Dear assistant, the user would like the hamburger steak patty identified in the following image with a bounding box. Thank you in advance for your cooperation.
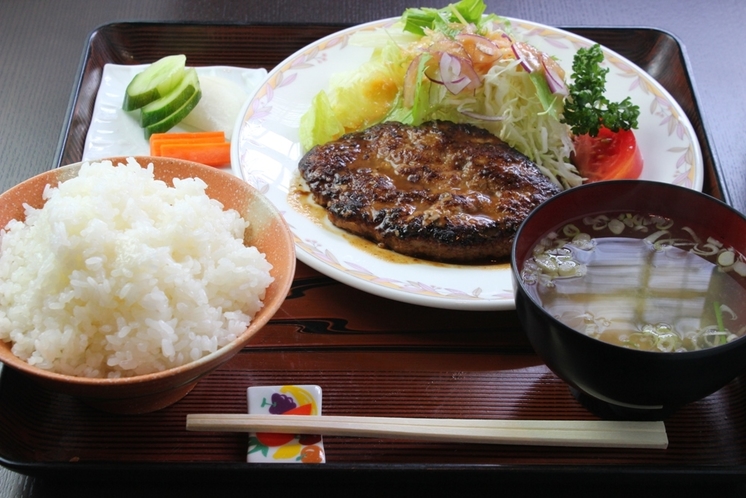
[298,120,561,264]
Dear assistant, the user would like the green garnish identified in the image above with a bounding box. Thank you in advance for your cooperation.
[562,44,640,137]
[715,302,725,332]
[402,0,488,36]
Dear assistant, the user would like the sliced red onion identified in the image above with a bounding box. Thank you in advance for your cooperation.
[427,72,467,88]
[542,59,568,96]
[459,57,481,90]
[511,42,533,73]
[511,42,544,74]
[439,52,474,94]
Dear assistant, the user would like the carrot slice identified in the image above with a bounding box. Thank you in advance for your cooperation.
[149,131,225,155]
[150,137,225,155]
[158,142,231,167]
[149,131,224,141]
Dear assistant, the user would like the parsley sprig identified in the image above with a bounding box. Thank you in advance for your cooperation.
[562,44,640,137]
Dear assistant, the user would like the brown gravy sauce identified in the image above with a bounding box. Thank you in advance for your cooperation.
[288,173,509,270]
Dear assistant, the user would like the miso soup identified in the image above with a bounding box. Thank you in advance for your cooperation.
[521,212,746,352]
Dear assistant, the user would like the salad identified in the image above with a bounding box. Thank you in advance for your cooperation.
[299,0,640,189]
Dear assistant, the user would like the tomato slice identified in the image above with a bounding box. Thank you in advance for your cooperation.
[572,126,643,182]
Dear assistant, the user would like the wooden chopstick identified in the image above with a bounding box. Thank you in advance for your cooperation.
[186,414,668,449]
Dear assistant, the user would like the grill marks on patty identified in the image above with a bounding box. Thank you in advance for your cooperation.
[298,120,561,264]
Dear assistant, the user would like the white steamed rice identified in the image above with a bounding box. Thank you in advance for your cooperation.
[0,158,273,378]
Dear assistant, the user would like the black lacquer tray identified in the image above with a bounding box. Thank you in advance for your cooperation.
[0,22,739,492]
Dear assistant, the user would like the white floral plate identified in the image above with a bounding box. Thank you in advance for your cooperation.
[232,17,704,311]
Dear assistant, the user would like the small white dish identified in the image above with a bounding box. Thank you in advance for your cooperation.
[83,64,267,163]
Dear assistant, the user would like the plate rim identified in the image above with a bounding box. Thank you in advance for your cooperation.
[231,16,705,311]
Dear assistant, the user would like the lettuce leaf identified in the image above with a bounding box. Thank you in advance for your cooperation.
[299,43,407,150]
[402,0,487,36]
[299,91,345,152]
[528,71,561,119]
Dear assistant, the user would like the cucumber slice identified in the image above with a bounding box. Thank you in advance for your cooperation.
[144,88,202,138]
[122,54,187,111]
[140,68,200,127]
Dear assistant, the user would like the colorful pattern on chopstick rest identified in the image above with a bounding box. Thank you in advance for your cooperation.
[246,385,326,463]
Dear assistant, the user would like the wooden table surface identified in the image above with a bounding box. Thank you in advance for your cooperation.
[1,0,745,496]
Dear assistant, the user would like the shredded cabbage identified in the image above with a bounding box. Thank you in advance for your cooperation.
[299,12,582,189]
